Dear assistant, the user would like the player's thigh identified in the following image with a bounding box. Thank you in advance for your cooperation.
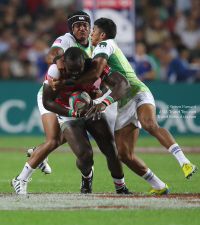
[42,112,63,141]
[114,123,139,156]
[86,115,116,156]
[63,125,93,159]
[137,103,157,126]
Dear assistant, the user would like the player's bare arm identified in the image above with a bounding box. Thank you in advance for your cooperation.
[51,57,107,89]
[90,82,109,99]
[45,47,66,78]
[48,58,108,91]
[85,71,130,119]
[73,57,107,85]
[43,83,70,117]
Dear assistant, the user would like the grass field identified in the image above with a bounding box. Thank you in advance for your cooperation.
[0,136,199,225]
[0,135,200,147]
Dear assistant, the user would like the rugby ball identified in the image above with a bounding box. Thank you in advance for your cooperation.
[69,91,91,111]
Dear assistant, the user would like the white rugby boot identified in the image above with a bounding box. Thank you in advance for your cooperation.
[11,175,32,195]
[26,147,52,174]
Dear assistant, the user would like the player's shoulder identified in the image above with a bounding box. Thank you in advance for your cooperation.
[53,33,76,45]
[97,39,114,48]
[61,33,76,43]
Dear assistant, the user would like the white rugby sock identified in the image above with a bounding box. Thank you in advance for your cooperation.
[168,143,190,166]
[18,162,35,181]
[142,168,165,189]
[112,175,125,190]
[82,169,93,179]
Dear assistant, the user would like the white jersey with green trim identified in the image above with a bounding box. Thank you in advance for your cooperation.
[51,33,94,58]
[92,39,150,108]
[38,33,94,95]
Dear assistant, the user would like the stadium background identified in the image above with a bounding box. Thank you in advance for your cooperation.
[0,0,200,138]
[0,1,200,224]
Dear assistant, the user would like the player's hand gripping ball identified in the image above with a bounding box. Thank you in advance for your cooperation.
[69,91,91,111]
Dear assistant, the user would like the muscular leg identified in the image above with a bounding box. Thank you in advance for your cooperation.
[86,116,123,177]
[115,123,167,191]
[137,104,197,179]
[137,104,175,148]
[115,123,147,176]
[63,125,93,175]
[28,113,66,169]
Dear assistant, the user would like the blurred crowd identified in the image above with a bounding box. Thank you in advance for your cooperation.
[0,0,200,83]
[0,0,75,81]
[135,0,200,83]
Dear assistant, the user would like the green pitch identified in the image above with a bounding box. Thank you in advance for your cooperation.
[0,150,200,225]
[0,135,199,225]
[0,135,200,147]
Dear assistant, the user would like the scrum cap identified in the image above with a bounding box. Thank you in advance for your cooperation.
[68,11,91,35]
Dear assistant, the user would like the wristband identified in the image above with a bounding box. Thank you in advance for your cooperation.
[68,110,76,117]
[68,110,81,118]
[53,56,62,64]
[65,78,75,86]
[100,86,108,95]
[102,96,115,107]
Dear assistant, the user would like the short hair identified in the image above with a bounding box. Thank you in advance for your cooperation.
[64,47,85,62]
[94,18,117,39]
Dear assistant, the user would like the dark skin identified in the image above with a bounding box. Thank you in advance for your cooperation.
[82,71,131,120]
[28,58,102,169]
[28,22,91,170]
[48,58,106,91]
[45,22,90,78]
[43,80,124,177]
[48,25,107,90]
[83,25,175,178]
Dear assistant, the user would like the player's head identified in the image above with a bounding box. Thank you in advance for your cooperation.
[64,47,85,80]
[68,11,91,43]
[91,18,117,46]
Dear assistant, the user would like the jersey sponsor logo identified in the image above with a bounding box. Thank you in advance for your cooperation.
[79,17,85,20]
[98,42,107,48]
[54,39,62,43]
[48,74,54,80]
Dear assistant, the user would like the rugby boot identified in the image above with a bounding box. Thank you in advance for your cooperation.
[11,175,32,195]
[80,167,94,194]
[147,184,169,195]
[26,147,52,174]
[182,163,198,179]
[116,186,133,194]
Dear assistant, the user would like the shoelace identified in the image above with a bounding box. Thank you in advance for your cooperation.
[22,178,32,183]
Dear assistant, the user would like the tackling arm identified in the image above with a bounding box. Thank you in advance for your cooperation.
[85,71,130,119]
[45,47,64,64]
[74,57,107,85]
[45,47,66,78]
[104,71,130,102]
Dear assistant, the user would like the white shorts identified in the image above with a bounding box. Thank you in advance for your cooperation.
[114,91,155,131]
[37,92,79,119]
[37,93,52,116]
[37,92,106,131]
[58,112,107,132]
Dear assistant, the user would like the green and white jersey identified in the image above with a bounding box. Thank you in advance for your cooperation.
[51,33,94,58]
[38,33,94,94]
[92,39,150,108]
